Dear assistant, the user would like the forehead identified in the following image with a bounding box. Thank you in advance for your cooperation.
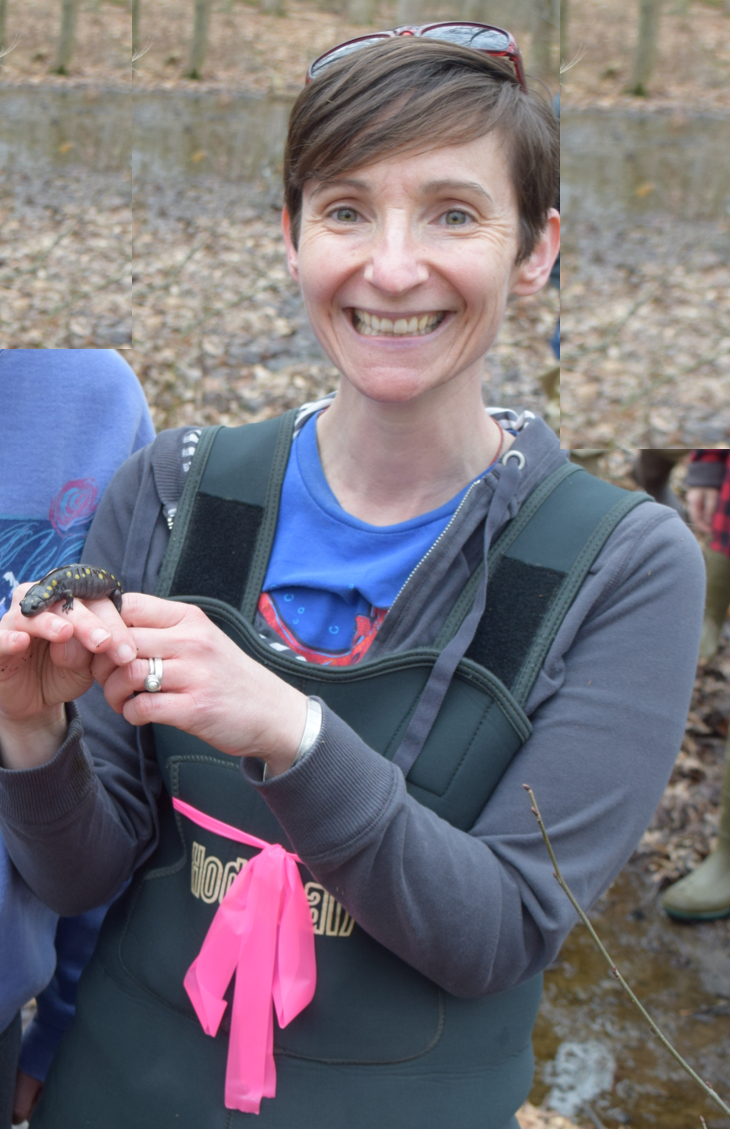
[304,132,517,207]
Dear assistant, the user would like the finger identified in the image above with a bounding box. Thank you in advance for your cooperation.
[125,626,199,662]
[121,688,198,729]
[0,629,31,658]
[5,601,75,643]
[102,656,183,715]
[89,648,118,688]
[48,634,90,670]
[57,596,137,666]
[120,591,194,630]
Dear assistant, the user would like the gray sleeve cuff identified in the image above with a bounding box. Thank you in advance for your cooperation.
[0,704,95,826]
[684,462,726,489]
[241,699,401,862]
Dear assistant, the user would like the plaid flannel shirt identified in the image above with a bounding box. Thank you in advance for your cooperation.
[688,450,730,556]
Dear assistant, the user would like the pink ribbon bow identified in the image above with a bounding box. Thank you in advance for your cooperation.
[172,796,317,1115]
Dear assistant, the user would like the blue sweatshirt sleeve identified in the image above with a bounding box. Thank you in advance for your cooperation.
[17,906,108,1082]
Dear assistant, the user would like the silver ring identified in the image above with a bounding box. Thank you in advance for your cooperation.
[501,450,526,469]
[143,657,163,693]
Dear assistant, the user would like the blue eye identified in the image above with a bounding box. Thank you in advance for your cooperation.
[444,210,469,226]
[332,207,359,223]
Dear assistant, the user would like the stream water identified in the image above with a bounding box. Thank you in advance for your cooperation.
[530,862,730,1127]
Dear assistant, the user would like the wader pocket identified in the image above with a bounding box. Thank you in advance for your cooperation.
[189,598,532,833]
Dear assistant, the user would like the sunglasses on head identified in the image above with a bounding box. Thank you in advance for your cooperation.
[307,22,527,92]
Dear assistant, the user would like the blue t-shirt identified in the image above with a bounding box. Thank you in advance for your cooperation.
[259,413,497,664]
[0,349,155,1076]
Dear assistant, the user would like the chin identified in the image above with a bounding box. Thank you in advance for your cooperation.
[347,373,437,405]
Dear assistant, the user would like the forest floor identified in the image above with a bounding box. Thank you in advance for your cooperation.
[561,0,730,448]
[560,215,730,449]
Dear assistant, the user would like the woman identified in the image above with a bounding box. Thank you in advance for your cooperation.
[0,30,703,1129]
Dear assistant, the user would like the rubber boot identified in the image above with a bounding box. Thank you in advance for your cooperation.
[662,745,730,921]
[699,547,730,660]
[631,450,686,519]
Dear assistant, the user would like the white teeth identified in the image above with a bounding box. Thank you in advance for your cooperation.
[353,310,446,337]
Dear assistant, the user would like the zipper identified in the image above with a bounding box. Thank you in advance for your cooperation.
[380,419,526,630]
[381,475,490,629]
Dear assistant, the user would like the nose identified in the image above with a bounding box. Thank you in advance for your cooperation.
[363,218,429,294]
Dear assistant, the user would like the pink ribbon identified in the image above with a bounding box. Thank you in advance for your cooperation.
[172,796,317,1115]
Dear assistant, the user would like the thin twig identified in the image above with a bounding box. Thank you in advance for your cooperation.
[0,35,20,61]
[523,784,730,1119]
[560,45,586,73]
[132,36,153,64]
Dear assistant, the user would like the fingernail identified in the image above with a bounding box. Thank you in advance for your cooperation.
[117,643,135,663]
[50,618,67,637]
[91,628,111,648]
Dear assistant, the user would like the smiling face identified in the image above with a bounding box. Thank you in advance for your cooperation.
[283,132,559,413]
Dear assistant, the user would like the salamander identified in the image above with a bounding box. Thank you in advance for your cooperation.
[20,565,123,617]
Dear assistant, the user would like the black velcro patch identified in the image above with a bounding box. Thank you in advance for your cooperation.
[170,492,264,608]
[465,557,565,689]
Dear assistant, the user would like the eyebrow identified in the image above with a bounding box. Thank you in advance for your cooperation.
[309,179,368,199]
[309,178,494,204]
[422,180,494,204]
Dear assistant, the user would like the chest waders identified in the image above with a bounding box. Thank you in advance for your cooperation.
[36,414,648,1129]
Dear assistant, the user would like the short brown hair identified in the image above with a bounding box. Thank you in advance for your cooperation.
[284,38,558,264]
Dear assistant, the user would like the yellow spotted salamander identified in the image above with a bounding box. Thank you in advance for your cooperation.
[20,566,123,617]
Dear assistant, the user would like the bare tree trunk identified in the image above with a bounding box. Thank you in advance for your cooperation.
[186,0,211,78]
[0,0,7,55]
[560,0,568,63]
[531,0,557,83]
[628,0,662,96]
[53,0,80,75]
[345,0,375,23]
[132,0,140,58]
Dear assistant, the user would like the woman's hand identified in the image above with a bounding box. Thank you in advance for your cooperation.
[95,593,308,776]
[0,583,137,769]
[686,487,719,535]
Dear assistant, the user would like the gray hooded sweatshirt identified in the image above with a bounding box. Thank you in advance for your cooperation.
[0,411,704,1002]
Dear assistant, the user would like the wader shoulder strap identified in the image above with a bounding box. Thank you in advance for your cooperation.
[156,417,650,715]
[458,466,649,706]
[155,410,297,616]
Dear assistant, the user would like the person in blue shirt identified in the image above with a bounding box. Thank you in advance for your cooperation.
[0,349,154,1127]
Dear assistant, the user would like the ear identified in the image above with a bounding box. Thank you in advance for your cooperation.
[510,209,560,297]
[281,207,300,284]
